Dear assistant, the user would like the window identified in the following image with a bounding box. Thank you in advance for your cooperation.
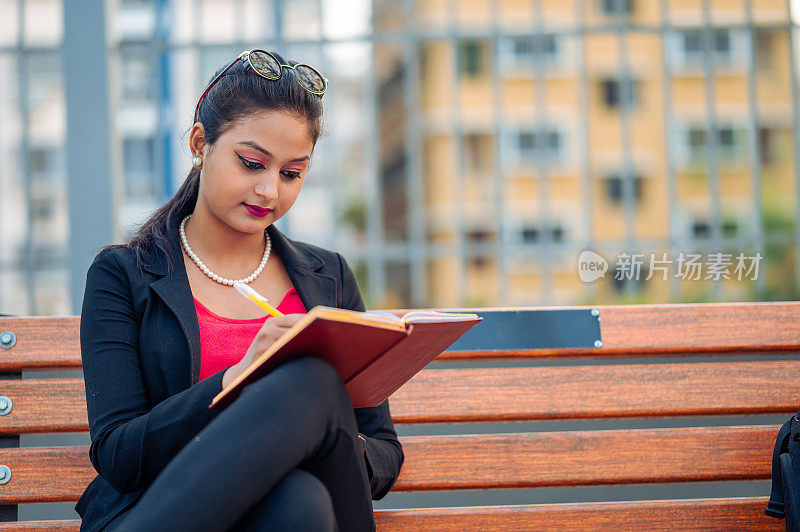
[467,230,493,268]
[604,174,644,204]
[124,137,155,174]
[459,39,487,77]
[516,129,562,162]
[519,133,536,152]
[123,137,157,196]
[505,35,561,68]
[520,224,565,243]
[692,220,710,239]
[26,52,61,110]
[685,125,743,162]
[599,0,633,16]
[688,128,706,151]
[522,226,540,243]
[684,30,702,56]
[31,198,55,220]
[680,28,735,67]
[720,127,738,155]
[718,127,734,148]
[28,147,61,181]
[600,77,638,109]
[755,29,773,71]
[464,134,492,172]
[722,219,738,238]
[120,46,157,101]
[714,29,731,55]
[759,127,775,166]
[467,230,493,242]
[514,38,534,57]
[691,218,738,239]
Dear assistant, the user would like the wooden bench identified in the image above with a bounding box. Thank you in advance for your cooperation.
[0,301,796,530]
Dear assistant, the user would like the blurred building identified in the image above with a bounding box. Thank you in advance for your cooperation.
[0,0,372,315]
[374,0,799,308]
[1,0,799,316]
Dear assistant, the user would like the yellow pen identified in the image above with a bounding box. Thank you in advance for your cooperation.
[232,281,284,318]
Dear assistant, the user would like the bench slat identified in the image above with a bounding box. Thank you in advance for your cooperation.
[3,302,800,370]
[0,425,776,502]
[0,318,80,371]
[391,360,800,422]
[595,302,800,354]
[0,521,80,531]
[0,497,782,531]
[0,380,87,433]
[3,360,796,432]
[0,447,95,503]
[373,497,782,531]
[394,425,776,490]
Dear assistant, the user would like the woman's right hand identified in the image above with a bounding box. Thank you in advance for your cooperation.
[222,313,306,388]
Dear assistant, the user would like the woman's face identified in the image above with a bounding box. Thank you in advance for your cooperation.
[192,109,314,233]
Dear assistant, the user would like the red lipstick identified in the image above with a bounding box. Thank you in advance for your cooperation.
[244,203,272,217]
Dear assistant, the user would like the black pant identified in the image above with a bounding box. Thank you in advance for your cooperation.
[108,357,376,532]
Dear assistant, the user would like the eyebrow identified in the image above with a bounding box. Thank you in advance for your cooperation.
[237,140,310,163]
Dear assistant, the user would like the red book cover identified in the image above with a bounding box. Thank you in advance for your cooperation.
[344,319,482,407]
[209,306,482,410]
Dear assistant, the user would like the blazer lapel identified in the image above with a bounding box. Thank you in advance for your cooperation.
[141,215,340,387]
[144,215,201,387]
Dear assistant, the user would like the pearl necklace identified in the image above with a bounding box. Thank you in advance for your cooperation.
[179,214,270,286]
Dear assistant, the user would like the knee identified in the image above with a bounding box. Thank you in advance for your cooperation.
[261,469,336,531]
[240,356,353,419]
[277,357,351,407]
[283,356,340,387]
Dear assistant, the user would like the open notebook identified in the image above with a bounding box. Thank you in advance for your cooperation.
[209,305,482,410]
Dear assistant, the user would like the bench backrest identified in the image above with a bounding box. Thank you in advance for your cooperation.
[0,301,796,530]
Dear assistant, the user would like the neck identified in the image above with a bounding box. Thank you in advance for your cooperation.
[182,206,267,276]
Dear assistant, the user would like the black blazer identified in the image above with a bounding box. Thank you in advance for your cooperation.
[75,215,404,532]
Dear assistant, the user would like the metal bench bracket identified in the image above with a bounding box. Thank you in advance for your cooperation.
[446,308,603,351]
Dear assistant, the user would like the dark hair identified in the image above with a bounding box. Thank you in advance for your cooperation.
[105,50,324,273]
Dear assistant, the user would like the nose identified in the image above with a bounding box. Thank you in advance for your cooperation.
[254,172,279,202]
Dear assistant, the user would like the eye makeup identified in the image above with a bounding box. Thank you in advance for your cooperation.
[282,170,302,180]
[235,152,266,170]
[236,151,305,180]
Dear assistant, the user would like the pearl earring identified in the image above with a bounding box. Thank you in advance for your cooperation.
[192,156,202,168]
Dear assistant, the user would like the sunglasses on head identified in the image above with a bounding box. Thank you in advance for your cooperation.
[193,50,328,124]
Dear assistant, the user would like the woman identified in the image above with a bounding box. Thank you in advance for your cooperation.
[76,50,403,532]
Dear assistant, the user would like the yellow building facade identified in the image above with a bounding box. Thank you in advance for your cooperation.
[377,0,796,307]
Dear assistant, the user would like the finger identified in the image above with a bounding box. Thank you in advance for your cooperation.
[270,314,304,326]
[266,320,298,331]
[269,317,305,330]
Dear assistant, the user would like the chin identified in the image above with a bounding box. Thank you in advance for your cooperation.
[241,212,274,230]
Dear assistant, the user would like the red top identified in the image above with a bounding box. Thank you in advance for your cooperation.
[194,287,307,382]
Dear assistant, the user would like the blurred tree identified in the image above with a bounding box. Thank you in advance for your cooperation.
[350,259,371,308]
[340,198,367,239]
[750,201,799,301]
